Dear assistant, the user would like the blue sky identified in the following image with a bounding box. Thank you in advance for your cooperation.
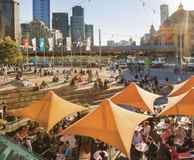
[20,0,194,45]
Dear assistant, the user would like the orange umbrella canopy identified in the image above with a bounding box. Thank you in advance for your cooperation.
[111,83,160,113]
[169,76,194,96]
[12,91,86,132]
[61,99,149,155]
[160,88,194,116]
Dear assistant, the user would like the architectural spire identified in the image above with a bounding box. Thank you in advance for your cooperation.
[178,2,184,10]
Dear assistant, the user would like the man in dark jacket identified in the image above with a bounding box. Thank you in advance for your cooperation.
[157,141,171,160]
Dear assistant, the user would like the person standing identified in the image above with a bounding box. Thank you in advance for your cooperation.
[25,138,33,152]
[3,66,8,81]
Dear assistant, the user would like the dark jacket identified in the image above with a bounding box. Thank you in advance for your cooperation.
[157,143,171,160]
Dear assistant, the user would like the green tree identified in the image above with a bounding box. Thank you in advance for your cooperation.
[0,37,23,64]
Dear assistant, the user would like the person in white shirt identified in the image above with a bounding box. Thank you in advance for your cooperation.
[93,150,108,160]
[93,150,102,160]
[143,121,151,138]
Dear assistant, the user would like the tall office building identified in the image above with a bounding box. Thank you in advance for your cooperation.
[33,0,50,27]
[0,0,20,42]
[72,5,84,17]
[160,4,169,24]
[52,13,69,41]
[85,24,94,47]
[71,6,85,44]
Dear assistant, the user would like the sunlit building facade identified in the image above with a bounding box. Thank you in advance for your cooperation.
[0,0,20,42]
[159,3,194,56]
[142,3,194,57]
[71,6,85,45]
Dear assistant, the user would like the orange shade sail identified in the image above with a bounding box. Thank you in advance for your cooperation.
[160,89,194,116]
[169,76,194,96]
[12,91,86,132]
[60,99,149,155]
[111,83,160,113]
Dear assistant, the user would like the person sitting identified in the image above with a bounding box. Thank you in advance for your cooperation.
[166,135,178,160]
[16,71,23,80]
[70,78,76,86]
[24,137,33,152]
[131,130,143,160]
[64,141,72,160]
[52,76,59,82]
[142,121,151,139]
[33,83,40,91]
[161,128,171,144]
[157,138,171,160]
[98,79,104,90]
[93,150,102,160]
[174,126,186,146]
[103,80,109,89]
[146,137,158,160]
[94,81,98,89]
[99,150,108,160]
[40,81,49,89]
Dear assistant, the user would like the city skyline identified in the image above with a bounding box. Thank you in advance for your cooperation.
[20,0,194,45]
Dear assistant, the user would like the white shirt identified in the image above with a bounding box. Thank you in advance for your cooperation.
[143,125,151,136]
[93,151,102,160]
[93,151,108,160]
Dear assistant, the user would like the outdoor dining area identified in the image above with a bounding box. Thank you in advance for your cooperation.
[2,76,194,160]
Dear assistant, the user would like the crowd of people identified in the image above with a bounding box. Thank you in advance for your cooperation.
[1,60,194,160]
[5,111,111,160]
[4,108,193,160]
[131,117,193,160]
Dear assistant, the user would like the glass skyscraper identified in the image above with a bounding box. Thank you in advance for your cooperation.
[52,12,69,39]
[72,6,84,17]
[33,0,50,27]
[71,6,85,45]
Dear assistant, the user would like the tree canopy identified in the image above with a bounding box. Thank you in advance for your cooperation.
[0,37,23,64]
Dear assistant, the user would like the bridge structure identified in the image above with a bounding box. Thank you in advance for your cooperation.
[92,45,177,55]
[25,45,177,57]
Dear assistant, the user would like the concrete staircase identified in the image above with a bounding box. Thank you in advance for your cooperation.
[0,85,123,109]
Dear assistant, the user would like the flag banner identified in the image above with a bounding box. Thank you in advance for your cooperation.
[48,38,54,51]
[32,38,36,51]
[66,37,72,51]
[23,38,29,49]
[39,38,45,52]
[86,37,91,51]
